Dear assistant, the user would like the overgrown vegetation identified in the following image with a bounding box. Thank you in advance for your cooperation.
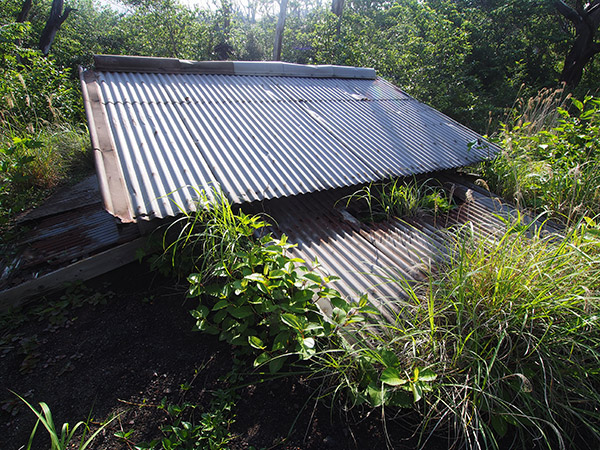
[157,180,600,449]
[483,94,600,225]
[355,219,600,449]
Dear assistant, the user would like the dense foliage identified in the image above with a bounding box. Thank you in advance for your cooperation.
[156,182,600,449]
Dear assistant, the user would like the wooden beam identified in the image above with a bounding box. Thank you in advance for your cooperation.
[80,68,134,223]
[0,237,146,313]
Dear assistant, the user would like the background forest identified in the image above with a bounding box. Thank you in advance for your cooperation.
[3,0,600,130]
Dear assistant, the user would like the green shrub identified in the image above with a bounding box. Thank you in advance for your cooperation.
[166,190,432,411]
[482,96,600,224]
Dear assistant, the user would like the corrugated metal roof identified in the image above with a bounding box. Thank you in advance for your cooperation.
[81,56,498,223]
[0,175,140,291]
[248,175,558,317]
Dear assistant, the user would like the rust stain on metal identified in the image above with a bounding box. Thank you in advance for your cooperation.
[248,175,558,308]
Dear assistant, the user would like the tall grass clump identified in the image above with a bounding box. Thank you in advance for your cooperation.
[0,22,89,226]
[156,187,270,279]
[429,220,600,449]
[505,85,569,135]
[308,219,600,449]
[482,94,600,225]
[341,177,453,223]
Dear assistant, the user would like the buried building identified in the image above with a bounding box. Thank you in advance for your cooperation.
[2,56,555,311]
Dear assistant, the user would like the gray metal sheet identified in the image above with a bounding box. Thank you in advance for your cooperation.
[306,99,488,177]
[87,65,497,222]
[252,176,557,311]
[267,77,409,102]
[178,100,376,203]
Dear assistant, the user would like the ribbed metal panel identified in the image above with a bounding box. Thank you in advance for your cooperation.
[251,176,557,312]
[0,175,140,290]
[85,65,497,222]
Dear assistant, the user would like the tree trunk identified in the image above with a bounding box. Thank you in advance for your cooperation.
[555,0,600,86]
[273,0,289,61]
[222,0,231,36]
[16,0,33,23]
[213,0,233,60]
[331,0,344,17]
[39,0,76,56]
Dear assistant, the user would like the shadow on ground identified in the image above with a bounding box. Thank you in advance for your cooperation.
[0,262,440,450]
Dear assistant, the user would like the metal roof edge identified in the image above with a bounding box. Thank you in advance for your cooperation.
[93,55,376,79]
[79,66,135,223]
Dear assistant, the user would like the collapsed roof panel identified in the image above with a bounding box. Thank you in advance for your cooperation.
[81,56,497,222]
[252,174,560,320]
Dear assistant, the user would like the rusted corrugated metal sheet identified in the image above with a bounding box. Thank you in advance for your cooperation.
[248,175,556,311]
[0,175,139,291]
[81,56,497,223]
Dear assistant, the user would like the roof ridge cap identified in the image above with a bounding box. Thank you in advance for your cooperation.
[93,55,376,79]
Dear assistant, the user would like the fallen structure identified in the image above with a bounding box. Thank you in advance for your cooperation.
[1,56,522,311]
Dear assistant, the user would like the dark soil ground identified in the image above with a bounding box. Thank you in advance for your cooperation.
[0,262,446,450]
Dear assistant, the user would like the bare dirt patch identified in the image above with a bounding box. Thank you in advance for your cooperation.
[0,263,439,450]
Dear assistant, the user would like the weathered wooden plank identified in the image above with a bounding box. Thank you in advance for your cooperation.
[80,68,134,223]
[0,237,146,313]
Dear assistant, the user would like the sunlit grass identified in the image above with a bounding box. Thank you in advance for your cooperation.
[308,218,600,449]
[0,124,92,227]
